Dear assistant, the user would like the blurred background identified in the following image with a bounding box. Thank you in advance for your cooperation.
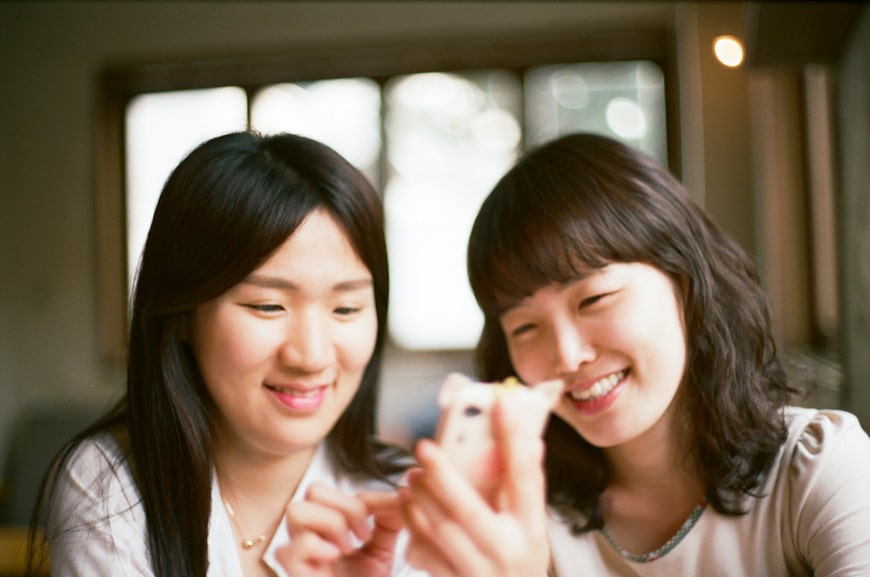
[0,0,867,541]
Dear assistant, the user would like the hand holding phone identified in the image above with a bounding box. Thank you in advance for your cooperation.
[434,373,562,502]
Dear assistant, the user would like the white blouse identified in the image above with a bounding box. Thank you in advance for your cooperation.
[47,435,426,577]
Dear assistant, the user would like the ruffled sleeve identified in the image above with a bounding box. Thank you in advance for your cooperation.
[785,408,870,577]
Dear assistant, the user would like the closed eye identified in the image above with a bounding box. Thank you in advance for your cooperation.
[334,306,361,317]
[246,304,284,313]
[509,323,536,338]
[580,293,609,308]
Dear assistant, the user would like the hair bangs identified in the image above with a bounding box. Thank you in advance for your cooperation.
[469,167,664,317]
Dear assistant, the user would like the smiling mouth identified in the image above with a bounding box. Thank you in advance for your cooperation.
[265,384,328,411]
[567,370,626,402]
[265,385,323,398]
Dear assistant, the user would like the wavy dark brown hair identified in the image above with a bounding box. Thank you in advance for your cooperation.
[467,133,800,531]
[29,131,404,575]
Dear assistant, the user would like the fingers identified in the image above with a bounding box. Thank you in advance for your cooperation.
[400,492,466,577]
[400,442,506,564]
[357,489,402,530]
[287,482,372,550]
[399,473,465,577]
[399,393,552,577]
[279,483,405,576]
[410,440,494,526]
[492,392,548,528]
[276,530,341,576]
[401,453,549,577]
[356,491,404,559]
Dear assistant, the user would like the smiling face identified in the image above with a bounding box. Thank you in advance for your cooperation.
[189,209,377,459]
[499,262,687,449]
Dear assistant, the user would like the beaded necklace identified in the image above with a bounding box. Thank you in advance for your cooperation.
[600,499,707,563]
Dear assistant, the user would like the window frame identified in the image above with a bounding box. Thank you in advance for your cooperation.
[95,28,679,363]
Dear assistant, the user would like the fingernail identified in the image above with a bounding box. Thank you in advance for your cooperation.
[355,522,373,542]
[403,468,422,486]
[415,439,436,463]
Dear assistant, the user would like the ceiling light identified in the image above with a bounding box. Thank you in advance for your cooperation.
[713,35,745,68]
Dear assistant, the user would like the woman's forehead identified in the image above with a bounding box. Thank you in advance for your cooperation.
[492,260,607,312]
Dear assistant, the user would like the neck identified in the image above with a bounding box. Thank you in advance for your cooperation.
[215,447,316,501]
[603,404,701,498]
[213,440,319,554]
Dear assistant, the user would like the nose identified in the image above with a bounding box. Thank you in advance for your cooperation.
[278,309,334,373]
[551,316,596,375]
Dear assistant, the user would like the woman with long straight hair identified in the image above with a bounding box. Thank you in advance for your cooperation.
[29,131,425,577]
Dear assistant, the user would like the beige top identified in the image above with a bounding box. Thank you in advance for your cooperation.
[548,407,870,576]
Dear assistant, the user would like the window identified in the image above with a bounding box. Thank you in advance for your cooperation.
[125,88,248,284]
[99,31,675,360]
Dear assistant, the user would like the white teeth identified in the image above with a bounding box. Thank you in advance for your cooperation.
[568,370,625,402]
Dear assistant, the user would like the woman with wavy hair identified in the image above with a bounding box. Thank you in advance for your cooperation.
[401,133,870,576]
[30,132,425,577]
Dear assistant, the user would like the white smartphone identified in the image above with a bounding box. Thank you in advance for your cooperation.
[434,373,562,501]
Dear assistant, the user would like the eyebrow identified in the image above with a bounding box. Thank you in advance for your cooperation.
[241,273,373,292]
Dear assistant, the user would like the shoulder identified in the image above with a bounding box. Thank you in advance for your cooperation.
[776,407,870,508]
[782,406,870,465]
[46,431,153,575]
[64,431,131,484]
[773,409,870,572]
[67,430,127,465]
[777,406,870,521]
[50,430,141,521]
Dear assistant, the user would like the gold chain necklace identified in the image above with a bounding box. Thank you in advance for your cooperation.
[222,497,267,550]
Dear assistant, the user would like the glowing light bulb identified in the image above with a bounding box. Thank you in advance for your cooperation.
[713,35,744,68]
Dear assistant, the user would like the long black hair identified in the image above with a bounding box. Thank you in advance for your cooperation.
[29,132,401,575]
[467,133,800,531]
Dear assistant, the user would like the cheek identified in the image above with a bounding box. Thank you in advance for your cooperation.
[336,314,379,374]
[192,315,271,382]
[507,341,548,383]
[626,291,687,380]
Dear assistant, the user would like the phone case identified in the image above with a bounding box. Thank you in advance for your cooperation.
[434,373,562,501]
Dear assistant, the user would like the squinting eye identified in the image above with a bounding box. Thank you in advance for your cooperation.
[248,304,283,313]
[580,294,606,308]
[334,306,360,316]
[509,323,535,338]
